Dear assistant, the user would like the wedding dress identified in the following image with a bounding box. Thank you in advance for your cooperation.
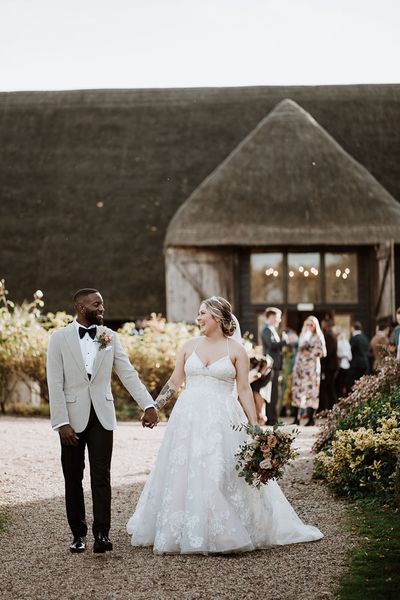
[127,343,323,554]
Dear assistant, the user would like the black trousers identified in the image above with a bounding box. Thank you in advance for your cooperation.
[60,404,113,538]
[266,370,279,425]
[347,367,368,392]
[319,369,337,411]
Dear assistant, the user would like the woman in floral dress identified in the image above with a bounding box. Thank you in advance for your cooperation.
[291,316,326,426]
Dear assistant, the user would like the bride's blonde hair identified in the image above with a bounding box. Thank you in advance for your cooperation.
[201,296,236,337]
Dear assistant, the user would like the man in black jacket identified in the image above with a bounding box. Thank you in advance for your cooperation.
[260,307,288,425]
[348,321,370,390]
[319,319,338,411]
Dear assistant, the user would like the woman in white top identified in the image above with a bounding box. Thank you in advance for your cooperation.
[335,330,352,399]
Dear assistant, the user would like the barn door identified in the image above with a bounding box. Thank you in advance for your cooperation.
[375,241,395,320]
[165,248,236,322]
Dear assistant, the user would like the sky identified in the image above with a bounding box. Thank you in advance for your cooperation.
[1,0,399,91]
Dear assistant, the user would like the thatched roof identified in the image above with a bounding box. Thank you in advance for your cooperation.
[1,85,400,317]
[166,99,400,247]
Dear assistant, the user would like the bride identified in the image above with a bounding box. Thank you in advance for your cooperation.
[126,296,323,554]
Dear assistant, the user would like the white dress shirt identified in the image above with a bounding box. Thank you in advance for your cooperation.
[268,325,280,342]
[74,319,98,376]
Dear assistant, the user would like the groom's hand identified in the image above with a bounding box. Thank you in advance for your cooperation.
[142,407,158,428]
[58,424,79,446]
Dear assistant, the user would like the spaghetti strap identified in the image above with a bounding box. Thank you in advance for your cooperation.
[193,336,202,351]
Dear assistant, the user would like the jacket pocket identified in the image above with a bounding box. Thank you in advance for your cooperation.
[65,394,77,403]
[105,393,114,401]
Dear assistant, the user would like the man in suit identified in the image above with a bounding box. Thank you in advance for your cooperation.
[348,320,370,390]
[47,288,158,554]
[260,307,288,426]
[318,319,338,411]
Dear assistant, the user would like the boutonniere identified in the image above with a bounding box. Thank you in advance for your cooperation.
[96,332,113,350]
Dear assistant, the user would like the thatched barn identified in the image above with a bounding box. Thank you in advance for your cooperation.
[1,84,400,334]
[166,98,400,334]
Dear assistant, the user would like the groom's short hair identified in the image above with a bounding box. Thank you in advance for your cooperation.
[73,288,100,304]
[265,307,282,318]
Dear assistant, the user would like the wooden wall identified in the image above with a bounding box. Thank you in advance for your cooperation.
[165,247,236,323]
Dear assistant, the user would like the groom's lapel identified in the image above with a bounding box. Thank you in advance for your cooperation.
[63,323,89,381]
[91,326,107,381]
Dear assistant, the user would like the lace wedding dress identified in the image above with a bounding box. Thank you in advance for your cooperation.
[126,348,323,554]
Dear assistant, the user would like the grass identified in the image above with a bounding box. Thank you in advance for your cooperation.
[0,512,10,534]
[337,499,400,600]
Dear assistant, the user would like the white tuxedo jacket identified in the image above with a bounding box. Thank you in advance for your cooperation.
[47,322,154,432]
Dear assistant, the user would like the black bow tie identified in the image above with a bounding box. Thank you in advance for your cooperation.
[79,326,97,340]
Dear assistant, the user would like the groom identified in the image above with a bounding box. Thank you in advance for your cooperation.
[46,288,158,554]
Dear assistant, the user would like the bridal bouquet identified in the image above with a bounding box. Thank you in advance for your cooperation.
[233,423,299,488]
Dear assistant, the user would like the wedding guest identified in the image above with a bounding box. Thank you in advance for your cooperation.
[370,319,390,371]
[281,329,298,417]
[348,321,370,390]
[335,329,352,399]
[260,307,288,426]
[249,354,273,425]
[318,319,338,411]
[292,316,326,426]
[132,318,148,336]
[388,307,400,357]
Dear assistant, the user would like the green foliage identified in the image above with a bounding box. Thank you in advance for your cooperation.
[0,511,10,535]
[314,356,400,502]
[314,355,400,453]
[337,500,400,600]
[315,416,399,500]
[337,387,400,433]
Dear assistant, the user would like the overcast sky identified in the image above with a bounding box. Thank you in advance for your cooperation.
[1,0,399,91]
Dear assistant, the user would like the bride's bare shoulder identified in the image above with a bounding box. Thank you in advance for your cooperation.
[181,337,200,353]
[228,338,247,357]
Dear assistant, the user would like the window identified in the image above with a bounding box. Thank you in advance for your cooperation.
[250,250,358,306]
[288,253,321,303]
[250,253,284,303]
[325,253,358,303]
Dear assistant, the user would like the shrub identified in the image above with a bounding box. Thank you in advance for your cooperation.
[314,355,400,502]
[315,416,400,500]
[7,402,50,417]
[314,355,400,453]
[114,315,198,414]
[0,284,198,418]
[0,282,49,410]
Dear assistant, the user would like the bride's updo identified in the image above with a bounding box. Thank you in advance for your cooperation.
[202,296,236,337]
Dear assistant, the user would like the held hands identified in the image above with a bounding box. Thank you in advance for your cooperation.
[58,424,79,446]
[142,407,159,429]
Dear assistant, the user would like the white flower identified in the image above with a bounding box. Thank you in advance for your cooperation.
[260,458,272,469]
[34,290,44,299]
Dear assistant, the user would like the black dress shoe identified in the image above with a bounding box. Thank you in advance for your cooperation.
[93,532,113,553]
[69,536,86,554]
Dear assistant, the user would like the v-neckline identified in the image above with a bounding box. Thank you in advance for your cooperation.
[192,350,229,369]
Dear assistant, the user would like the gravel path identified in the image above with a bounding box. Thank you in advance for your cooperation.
[0,417,357,600]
